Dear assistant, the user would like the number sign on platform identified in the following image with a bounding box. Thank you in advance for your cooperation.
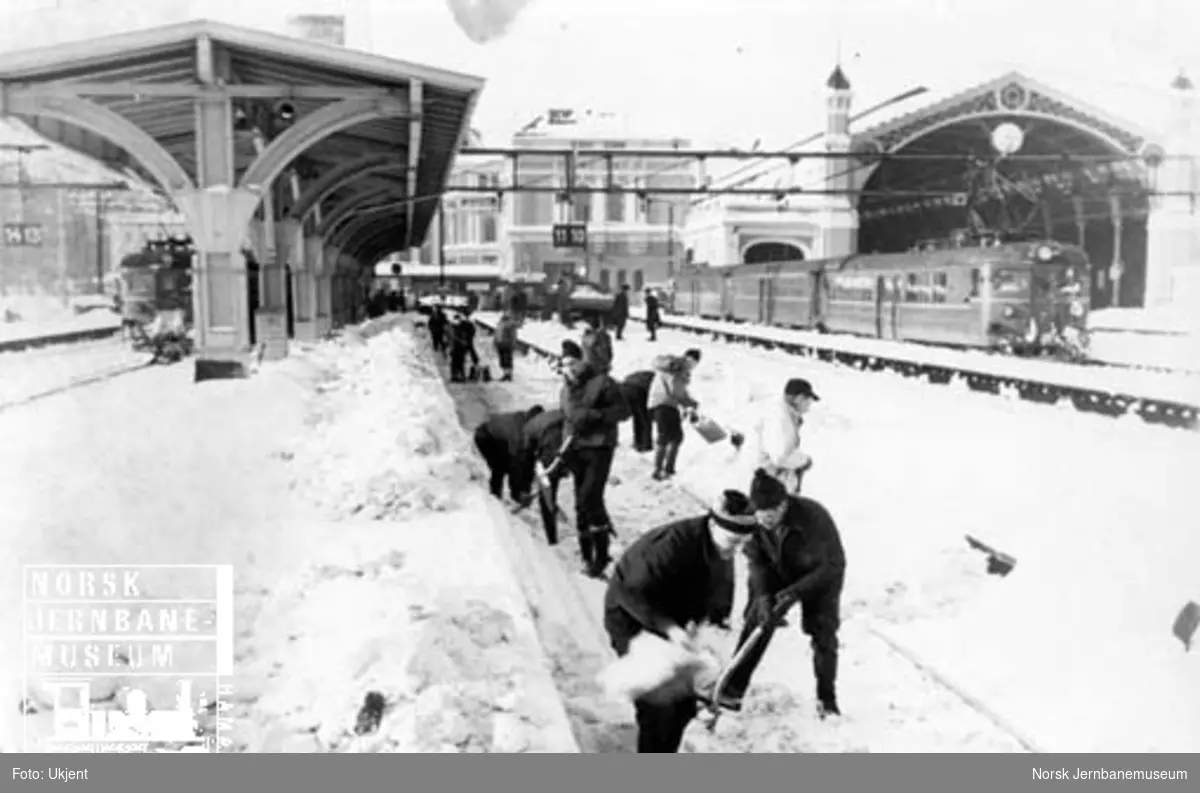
[552,223,587,249]
[3,223,45,247]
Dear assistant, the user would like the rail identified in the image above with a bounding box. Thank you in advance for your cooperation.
[621,309,1199,430]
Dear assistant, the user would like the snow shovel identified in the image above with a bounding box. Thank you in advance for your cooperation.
[699,620,773,732]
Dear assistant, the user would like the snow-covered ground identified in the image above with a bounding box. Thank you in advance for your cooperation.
[476,313,1200,753]
[1,316,578,753]
[0,306,121,344]
[0,338,149,409]
[452,316,1029,752]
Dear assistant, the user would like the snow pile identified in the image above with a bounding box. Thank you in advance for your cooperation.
[598,631,719,706]
[290,317,486,520]
[229,317,577,753]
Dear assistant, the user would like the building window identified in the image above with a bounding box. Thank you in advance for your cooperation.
[482,255,499,268]
[517,192,553,226]
[633,270,644,291]
[606,190,624,223]
[599,269,610,289]
[616,269,627,288]
[481,213,497,243]
[570,192,592,223]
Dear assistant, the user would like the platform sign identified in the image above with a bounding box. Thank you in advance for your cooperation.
[4,223,44,247]
[552,223,587,249]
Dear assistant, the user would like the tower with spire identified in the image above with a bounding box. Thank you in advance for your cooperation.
[819,64,858,258]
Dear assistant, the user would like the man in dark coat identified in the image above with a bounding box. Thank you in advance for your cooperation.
[610,284,630,340]
[514,408,569,546]
[474,405,545,501]
[620,369,656,453]
[644,288,662,342]
[449,313,480,382]
[428,306,448,355]
[603,490,759,753]
[718,469,847,718]
[560,338,631,577]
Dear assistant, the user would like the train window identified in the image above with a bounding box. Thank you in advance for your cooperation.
[904,273,920,303]
[931,272,948,304]
[830,274,874,301]
[969,268,982,298]
[634,270,645,291]
[991,269,1030,295]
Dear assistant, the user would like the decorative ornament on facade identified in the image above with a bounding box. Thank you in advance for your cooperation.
[997,83,1029,112]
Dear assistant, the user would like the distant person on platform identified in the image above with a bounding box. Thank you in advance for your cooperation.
[581,315,614,375]
[620,368,656,454]
[647,348,701,481]
[610,284,631,341]
[493,311,519,382]
[735,378,818,496]
[560,338,630,577]
[603,489,759,752]
[428,306,448,356]
[715,469,846,719]
[474,405,545,501]
[644,287,662,342]
[557,278,573,328]
[449,313,479,382]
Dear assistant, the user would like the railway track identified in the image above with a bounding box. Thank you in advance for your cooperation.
[614,310,1199,430]
[0,322,122,354]
[467,316,1041,753]
[0,335,151,414]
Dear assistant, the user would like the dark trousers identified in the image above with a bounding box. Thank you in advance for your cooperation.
[612,317,627,340]
[646,318,659,341]
[565,445,615,566]
[430,326,445,354]
[603,605,697,753]
[721,574,842,708]
[473,428,512,500]
[621,382,652,452]
[496,344,514,374]
[651,405,684,476]
[450,345,467,380]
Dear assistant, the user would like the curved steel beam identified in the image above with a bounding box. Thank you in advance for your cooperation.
[289,152,409,221]
[317,184,406,239]
[403,81,422,250]
[347,223,406,262]
[240,95,411,195]
[331,209,402,251]
[4,92,194,194]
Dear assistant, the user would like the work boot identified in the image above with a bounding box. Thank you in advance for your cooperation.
[578,530,595,572]
[652,444,668,480]
[663,441,681,477]
[588,526,613,578]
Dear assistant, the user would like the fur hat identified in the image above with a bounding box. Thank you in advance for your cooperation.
[709,489,757,534]
[748,469,788,511]
[561,339,584,360]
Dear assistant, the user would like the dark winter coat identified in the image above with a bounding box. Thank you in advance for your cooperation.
[581,326,613,373]
[451,317,476,348]
[611,291,629,323]
[605,515,731,638]
[622,370,654,399]
[494,315,518,349]
[644,293,661,327]
[476,409,534,466]
[746,496,846,604]
[559,364,630,449]
[513,409,567,499]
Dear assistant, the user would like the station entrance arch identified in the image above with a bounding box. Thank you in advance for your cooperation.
[849,73,1163,310]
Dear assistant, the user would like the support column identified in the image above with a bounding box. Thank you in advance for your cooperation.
[254,188,290,361]
[184,88,259,379]
[1108,195,1125,307]
[281,220,317,341]
[308,237,331,337]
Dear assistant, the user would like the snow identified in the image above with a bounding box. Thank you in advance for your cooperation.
[1,314,578,753]
[0,338,148,409]
[0,310,122,345]
[628,308,1200,406]
[459,316,1028,752]
[477,312,1200,752]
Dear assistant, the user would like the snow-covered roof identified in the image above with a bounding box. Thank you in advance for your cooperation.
[512,108,690,146]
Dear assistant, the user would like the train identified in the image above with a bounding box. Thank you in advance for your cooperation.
[115,236,195,328]
[672,234,1091,358]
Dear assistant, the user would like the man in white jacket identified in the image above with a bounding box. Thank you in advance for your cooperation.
[736,377,819,495]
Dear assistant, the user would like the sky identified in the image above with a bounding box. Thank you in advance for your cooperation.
[367,0,1199,147]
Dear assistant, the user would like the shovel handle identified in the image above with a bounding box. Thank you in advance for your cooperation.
[704,622,770,728]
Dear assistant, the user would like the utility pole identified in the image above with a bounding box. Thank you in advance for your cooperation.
[94,190,106,293]
[437,199,446,287]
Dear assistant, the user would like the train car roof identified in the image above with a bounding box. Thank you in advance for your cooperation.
[830,241,1083,274]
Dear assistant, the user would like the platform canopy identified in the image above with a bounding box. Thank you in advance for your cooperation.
[848,71,1165,253]
[0,18,485,263]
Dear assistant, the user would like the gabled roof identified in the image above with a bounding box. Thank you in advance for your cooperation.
[852,71,1161,155]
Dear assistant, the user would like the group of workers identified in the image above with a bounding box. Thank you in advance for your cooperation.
[470,314,846,753]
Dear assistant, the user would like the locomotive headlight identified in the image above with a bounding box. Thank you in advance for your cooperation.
[1070,300,1084,318]
[1035,244,1054,262]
